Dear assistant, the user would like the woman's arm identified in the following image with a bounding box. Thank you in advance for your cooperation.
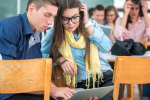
[119,0,132,28]
[114,17,127,41]
[141,0,150,28]
[80,4,111,52]
[41,28,54,58]
[114,0,132,41]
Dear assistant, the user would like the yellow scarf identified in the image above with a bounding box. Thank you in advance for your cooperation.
[58,29,103,88]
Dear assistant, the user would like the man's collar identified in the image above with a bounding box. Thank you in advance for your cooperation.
[22,12,33,35]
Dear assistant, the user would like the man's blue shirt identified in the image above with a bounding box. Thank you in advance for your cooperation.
[0,13,42,100]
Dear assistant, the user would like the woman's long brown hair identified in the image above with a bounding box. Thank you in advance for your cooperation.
[50,0,91,68]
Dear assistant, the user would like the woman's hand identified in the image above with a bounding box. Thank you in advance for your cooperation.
[50,87,76,100]
[141,0,148,15]
[107,34,114,43]
[61,60,77,76]
[123,0,133,15]
[80,4,88,24]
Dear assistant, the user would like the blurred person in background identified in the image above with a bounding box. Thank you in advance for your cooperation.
[114,1,150,99]
[114,0,150,42]
[104,5,119,42]
[94,5,114,42]
[94,5,105,25]
[88,8,95,19]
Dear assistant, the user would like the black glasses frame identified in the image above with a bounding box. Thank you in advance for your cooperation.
[62,16,81,25]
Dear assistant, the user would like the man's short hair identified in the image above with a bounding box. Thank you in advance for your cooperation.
[26,0,59,12]
[95,5,105,11]
[88,8,95,18]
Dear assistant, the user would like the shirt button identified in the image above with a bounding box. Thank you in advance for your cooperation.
[83,52,85,54]
[71,48,73,51]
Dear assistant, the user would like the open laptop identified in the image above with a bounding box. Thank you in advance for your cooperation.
[69,85,116,100]
[99,25,113,36]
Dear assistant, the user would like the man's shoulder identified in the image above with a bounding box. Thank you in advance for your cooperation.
[0,14,23,41]
[0,14,23,30]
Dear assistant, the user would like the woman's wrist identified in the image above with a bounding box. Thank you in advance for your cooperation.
[143,12,148,16]
[123,12,129,18]
[84,20,89,25]
[55,56,66,64]
[84,20,93,29]
[60,60,67,65]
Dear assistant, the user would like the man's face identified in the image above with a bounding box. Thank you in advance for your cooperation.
[94,10,105,24]
[28,3,58,32]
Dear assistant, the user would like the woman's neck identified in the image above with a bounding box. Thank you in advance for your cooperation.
[107,22,114,25]
[130,17,138,24]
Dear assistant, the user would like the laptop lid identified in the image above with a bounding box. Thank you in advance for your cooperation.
[99,25,113,36]
[69,85,116,100]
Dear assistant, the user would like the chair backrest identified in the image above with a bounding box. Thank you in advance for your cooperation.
[53,65,66,87]
[113,56,150,84]
[53,65,74,88]
[113,56,150,100]
[138,41,147,49]
[0,58,52,100]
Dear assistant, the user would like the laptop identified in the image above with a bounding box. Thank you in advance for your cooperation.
[69,85,116,100]
[99,25,113,36]
[52,86,115,100]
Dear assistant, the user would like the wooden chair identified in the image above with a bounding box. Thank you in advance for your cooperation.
[121,41,147,100]
[53,65,74,88]
[53,65,66,87]
[0,58,52,100]
[113,56,150,100]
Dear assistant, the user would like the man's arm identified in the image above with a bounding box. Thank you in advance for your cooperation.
[0,24,19,60]
[28,82,76,100]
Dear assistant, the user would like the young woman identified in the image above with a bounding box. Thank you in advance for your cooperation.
[114,0,150,41]
[104,5,119,41]
[41,0,122,100]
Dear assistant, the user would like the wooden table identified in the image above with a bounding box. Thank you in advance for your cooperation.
[101,51,150,62]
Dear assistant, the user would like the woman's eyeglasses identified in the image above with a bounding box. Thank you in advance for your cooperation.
[106,14,115,17]
[62,16,81,25]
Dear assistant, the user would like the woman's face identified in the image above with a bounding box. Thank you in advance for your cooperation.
[129,4,140,19]
[106,10,116,23]
[62,8,80,32]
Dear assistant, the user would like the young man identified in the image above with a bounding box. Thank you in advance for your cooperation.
[0,0,76,100]
[94,5,105,25]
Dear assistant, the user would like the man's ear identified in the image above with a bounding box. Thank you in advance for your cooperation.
[93,10,95,14]
[92,10,95,14]
[28,3,36,15]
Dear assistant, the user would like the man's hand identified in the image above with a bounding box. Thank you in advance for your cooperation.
[50,87,76,100]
